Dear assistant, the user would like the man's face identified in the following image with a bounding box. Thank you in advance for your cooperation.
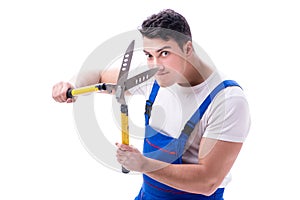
[143,37,187,87]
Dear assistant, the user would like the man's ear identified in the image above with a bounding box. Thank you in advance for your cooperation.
[184,41,193,56]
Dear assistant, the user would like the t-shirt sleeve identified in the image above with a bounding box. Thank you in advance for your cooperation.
[203,90,251,143]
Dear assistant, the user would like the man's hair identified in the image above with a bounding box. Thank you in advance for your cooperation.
[139,9,192,50]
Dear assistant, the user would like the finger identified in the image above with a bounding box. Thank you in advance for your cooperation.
[57,95,65,103]
[115,142,122,148]
[116,145,127,156]
[66,98,73,103]
[116,157,123,164]
[117,158,126,166]
[116,142,126,151]
[52,84,66,102]
[115,142,132,151]
[116,152,127,165]
[58,82,73,102]
[54,95,64,103]
[59,86,68,102]
[116,148,125,155]
[52,86,61,102]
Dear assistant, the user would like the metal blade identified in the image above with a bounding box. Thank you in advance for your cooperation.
[124,67,159,90]
[116,40,135,86]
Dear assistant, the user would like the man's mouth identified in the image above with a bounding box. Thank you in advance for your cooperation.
[156,71,169,76]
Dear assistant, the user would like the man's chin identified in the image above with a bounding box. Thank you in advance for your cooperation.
[155,78,175,88]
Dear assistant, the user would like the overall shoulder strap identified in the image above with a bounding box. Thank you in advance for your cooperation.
[144,80,160,125]
[182,80,242,136]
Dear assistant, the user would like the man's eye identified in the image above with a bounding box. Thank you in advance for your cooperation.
[145,53,152,58]
[161,51,169,57]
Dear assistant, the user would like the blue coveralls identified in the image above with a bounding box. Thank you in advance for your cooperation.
[135,80,241,200]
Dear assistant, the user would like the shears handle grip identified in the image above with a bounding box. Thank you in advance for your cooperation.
[121,104,130,173]
[66,83,107,99]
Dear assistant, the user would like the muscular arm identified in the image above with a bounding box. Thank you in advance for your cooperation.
[53,67,120,103]
[116,89,250,195]
[73,67,120,87]
[143,138,242,195]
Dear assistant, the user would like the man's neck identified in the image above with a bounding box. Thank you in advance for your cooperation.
[179,55,213,87]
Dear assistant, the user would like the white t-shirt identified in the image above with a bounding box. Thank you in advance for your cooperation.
[130,70,251,188]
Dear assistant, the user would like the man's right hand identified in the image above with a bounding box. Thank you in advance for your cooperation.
[52,81,74,103]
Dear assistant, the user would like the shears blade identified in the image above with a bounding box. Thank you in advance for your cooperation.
[124,67,159,91]
[116,40,135,87]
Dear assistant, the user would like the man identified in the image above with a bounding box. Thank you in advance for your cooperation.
[53,9,250,200]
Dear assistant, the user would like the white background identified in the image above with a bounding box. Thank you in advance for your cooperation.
[1,0,299,199]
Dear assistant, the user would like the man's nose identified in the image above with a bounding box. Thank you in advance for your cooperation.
[149,57,161,68]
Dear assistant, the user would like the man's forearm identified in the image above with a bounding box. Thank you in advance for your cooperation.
[143,158,218,195]
[71,69,102,88]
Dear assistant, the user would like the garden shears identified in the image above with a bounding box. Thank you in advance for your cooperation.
[66,40,158,173]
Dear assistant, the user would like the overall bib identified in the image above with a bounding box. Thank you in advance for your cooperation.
[135,80,241,200]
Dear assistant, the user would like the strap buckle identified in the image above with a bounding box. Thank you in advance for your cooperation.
[145,100,153,117]
[182,121,196,136]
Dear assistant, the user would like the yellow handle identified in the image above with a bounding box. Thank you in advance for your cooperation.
[120,104,130,173]
[71,85,100,96]
[121,112,129,145]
